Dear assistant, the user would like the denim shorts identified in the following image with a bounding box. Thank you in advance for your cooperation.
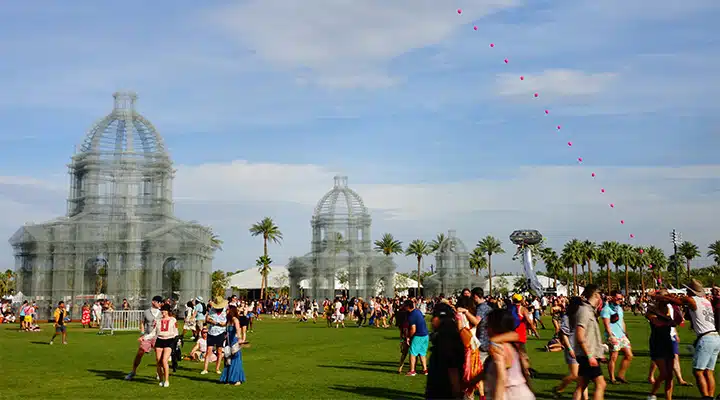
[693,333,720,370]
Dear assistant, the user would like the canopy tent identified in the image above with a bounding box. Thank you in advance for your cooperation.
[484,274,580,297]
[225,266,420,295]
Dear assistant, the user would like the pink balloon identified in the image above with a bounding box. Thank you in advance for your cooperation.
[557,125,561,130]
[457,9,462,14]
[620,220,624,224]
[489,43,494,48]
[601,188,605,193]
[649,264,654,269]
[610,203,614,208]
[545,110,549,115]
[567,141,572,146]
[578,157,583,163]
[534,93,539,98]
[639,249,644,254]
[504,58,508,64]
[591,172,596,177]
[630,233,635,238]
[473,26,478,31]
[519,76,524,80]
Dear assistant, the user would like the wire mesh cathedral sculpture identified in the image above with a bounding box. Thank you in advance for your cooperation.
[287,176,396,299]
[9,92,215,316]
[424,230,481,296]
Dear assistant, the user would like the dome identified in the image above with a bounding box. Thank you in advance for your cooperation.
[78,92,168,161]
[313,176,368,217]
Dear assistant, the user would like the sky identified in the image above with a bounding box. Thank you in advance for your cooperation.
[1,0,719,276]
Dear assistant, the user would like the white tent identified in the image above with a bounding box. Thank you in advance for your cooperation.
[484,274,580,297]
[225,266,420,295]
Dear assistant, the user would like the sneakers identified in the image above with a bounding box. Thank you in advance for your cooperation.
[200,370,208,375]
[159,381,169,387]
[124,372,135,381]
[156,374,160,381]
[647,396,657,400]
[406,371,417,376]
[49,341,53,345]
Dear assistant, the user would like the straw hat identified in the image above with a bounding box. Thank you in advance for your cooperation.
[210,295,228,309]
[684,279,705,297]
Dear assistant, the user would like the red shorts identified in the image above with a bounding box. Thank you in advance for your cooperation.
[139,337,156,353]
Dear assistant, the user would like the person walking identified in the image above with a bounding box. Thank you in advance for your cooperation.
[49,301,68,345]
[125,296,163,380]
[202,296,228,375]
[145,304,178,387]
[219,305,247,386]
[405,299,429,376]
[600,290,633,384]
[571,285,607,400]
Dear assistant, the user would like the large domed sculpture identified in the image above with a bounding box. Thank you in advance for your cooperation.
[424,230,482,296]
[287,176,396,299]
[9,92,215,316]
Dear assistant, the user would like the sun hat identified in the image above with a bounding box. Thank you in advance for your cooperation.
[195,296,204,303]
[684,279,705,297]
[210,295,228,309]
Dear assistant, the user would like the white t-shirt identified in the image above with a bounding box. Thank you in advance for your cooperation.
[668,304,678,339]
[532,300,540,310]
[689,296,716,335]
[334,301,342,314]
[197,338,207,353]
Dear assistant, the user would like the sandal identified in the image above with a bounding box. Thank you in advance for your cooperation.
[616,377,628,384]
[679,381,694,387]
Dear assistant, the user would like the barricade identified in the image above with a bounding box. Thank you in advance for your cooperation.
[98,310,144,334]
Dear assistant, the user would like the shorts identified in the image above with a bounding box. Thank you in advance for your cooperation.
[139,338,156,353]
[577,356,603,380]
[672,338,680,355]
[239,316,249,327]
[533,311,541,320]
[693,333,720,370]
[608,336,631,352]
[207,333,226,348]
[195,320,205,330]
[55,325,66,333]
[155,338,174,349]
[24,316,32,323]
[410,335,429,357]
[564,347,578,365]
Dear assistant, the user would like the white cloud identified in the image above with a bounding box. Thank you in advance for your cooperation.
[496,69,618,98]
[204,0,519,88]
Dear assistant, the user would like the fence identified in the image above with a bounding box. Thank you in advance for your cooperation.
[98,310,144,334]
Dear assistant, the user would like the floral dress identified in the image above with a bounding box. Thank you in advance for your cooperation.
[81,306,91,326]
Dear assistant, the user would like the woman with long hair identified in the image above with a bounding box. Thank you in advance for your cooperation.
[484,308,535,400]
[147,304,178,387]
[645,290,683,400]
[553,296,588,399]
[425,302,466,400]
[219,305,247,386]
[456,296,482,400]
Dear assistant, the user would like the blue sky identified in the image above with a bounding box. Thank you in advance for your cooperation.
[1,0,719,275]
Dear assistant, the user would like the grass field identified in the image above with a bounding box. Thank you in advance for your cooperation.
[0,315,707,400]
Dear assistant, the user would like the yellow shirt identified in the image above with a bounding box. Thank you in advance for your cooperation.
[53,308,66,325]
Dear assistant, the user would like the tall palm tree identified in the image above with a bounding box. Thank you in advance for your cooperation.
[635,246,649,294]
[373,233,403,256]
[477,236,505,297]
[581,240,597,284]
[430,233,452,253]
[561,239,584,295]
[614,244,633,295]
[539,247,560,289]
[599,241,620,291]
[646,246,667,287]
[708,240,720,266]
[469,247,488,277]
[208,228,223,251]
[249,217,283,300]
[678,241,701,280]
[256,255,272,298]
[405,239,431,295]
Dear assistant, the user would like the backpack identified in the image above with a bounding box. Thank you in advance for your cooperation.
[199,303,207,314]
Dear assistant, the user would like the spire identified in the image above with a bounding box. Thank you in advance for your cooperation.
[333,175,348,188]
[112,91,138,113]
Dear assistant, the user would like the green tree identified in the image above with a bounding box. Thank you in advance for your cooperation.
[646,245,667,288]
[709,240,720,266]
[599,241,621,291]
[430,233,452,253]
[495,276,509,296]
[249,217,283,300]
[0,269,16,296]
[373,233,403,256]
[539,247,560,289]
[211,270,229,297]
[678,241,701,281]
[561,239,584,295]
[477,236,505,297]
[469,247,488,277]
[405,239,431,294]
[256,255,273,299]
[581,240,597,284]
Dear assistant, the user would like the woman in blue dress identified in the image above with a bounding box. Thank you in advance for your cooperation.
[220,305,246,386]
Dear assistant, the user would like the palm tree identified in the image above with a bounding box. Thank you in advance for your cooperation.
[256,255,272,299]
[678,241,701,280]
[646,246,667,287]
[581,240,597,284]
[539,247,560,289]
[373,233,403,256]
[635,246,649,293]
[477,236,505,296]
[561,239,584,295]
[709,240,720,266]
[249,217,283,300]
[430,233,451,253]
[405,239,431,295]
[469,247,488,277]
[613,243,633,295]
[211,270,229,297]
[599,241,620,291]
[208,228,223,251]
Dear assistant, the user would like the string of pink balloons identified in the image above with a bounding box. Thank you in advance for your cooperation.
[458,8,642,249]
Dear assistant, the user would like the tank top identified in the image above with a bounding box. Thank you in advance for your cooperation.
[688,296,716,335]
[514,305,527,343]
[486,345,535,400]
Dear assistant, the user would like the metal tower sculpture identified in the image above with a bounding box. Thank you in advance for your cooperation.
[424,230,480,296]
[510,229,544,297]
[287,176,396,300]
[9,92,216,316]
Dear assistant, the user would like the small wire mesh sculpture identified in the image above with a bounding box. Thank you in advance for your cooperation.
[9,92,215,317]
[423,230,482,296]
[287,176,397,300]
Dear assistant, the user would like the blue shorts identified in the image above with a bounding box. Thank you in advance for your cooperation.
[410,335,429,357]
[672,338,679,355]
[693,333,720,371]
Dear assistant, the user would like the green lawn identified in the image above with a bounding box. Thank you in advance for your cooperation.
[0,315,706,399]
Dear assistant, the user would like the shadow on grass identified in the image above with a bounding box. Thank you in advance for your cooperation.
[329,384,423,399]
[319,364,397,375]
[30,341,50,345]
[358,360,400,368]
[87,369,152,383]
